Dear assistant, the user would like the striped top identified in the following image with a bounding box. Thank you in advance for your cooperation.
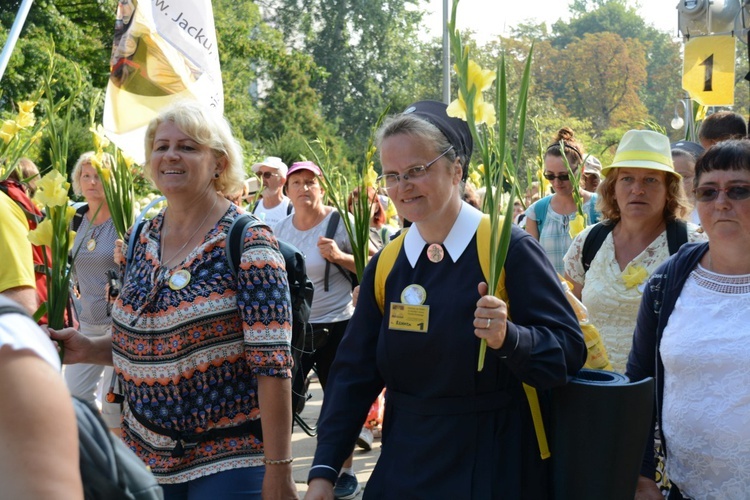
[111,204,292,484]
[70,214,118,325]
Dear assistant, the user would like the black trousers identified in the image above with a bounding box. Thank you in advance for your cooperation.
[299,319,349,391]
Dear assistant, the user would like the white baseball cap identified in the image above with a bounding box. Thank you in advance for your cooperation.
[251,156,288,177]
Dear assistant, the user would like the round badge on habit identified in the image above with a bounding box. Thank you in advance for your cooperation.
[86,239,97,252]
[168,269,191,290]
[427,243,444,263]
[401,284,427,305]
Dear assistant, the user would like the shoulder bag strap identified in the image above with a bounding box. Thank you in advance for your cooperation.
[581,222,615,273]
[666,220,688,256]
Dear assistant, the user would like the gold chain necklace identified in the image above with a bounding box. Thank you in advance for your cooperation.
[160,196,218,269]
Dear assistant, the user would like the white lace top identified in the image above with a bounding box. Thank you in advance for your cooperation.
[660,266,750,499]
[563,223,705,372]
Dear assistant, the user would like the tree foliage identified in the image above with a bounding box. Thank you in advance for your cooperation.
[3,0,737,185]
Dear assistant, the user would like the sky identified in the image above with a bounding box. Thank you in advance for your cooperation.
[424,0,681,44]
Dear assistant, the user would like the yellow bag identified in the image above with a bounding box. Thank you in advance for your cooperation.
[560,277,613,372]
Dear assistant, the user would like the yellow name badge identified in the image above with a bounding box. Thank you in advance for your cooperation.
[388,303,429,333]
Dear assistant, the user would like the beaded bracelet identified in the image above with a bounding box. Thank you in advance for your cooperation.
[263,457,294,465]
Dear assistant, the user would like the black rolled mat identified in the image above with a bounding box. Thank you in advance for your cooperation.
[550,369,654,500]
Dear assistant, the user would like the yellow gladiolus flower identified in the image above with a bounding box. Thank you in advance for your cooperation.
[89,124,111,151]
[15,111,35,129]
[65,205,77,224]
[365,165,378,188]
[18,101,36,114]
[454,60,495,93]
[568,214,586,238]
[447,93,496,127]
[447,59,497,126]
[474,99,496,127]
[469,169,482,188]
[68,231,77,251]
[1,120,18,144]
[621,264,649,289]
[99,166,112,184]
[34,170,70,208]
[28,218,54,247]
[120,152,136,168]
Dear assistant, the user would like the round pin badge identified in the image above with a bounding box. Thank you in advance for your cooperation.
[401,284,427,305]
[168,269,191,291]
[426,243,444,263]
[86,239,97,251]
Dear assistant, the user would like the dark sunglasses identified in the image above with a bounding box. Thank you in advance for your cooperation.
[543,172,571,182]
[694,184,750,202]
[258,171,279,179]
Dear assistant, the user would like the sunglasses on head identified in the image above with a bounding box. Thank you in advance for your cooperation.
[543,172,571,182]
[694,184,750,202]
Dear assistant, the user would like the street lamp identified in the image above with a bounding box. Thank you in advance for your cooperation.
[670,94,696,142]
[677,0,742,37]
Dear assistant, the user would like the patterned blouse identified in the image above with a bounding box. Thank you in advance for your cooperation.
[564,222,705,372]
[111,205,292,484]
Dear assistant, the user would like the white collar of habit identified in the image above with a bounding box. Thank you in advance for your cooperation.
[403,201,483,268]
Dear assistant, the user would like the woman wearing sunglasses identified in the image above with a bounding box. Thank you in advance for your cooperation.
[525,127,598,273]
[627,139,750,499]
[563,130,704,373]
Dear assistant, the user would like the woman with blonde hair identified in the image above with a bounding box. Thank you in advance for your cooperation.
[564,130,705,372]
[52,101,296,499]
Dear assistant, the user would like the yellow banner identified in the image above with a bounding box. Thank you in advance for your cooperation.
[103,0,223,163]
[682,35,735,106]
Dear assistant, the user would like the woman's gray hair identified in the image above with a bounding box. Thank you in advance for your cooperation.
[70,151,114,196]
[144,100,245,195]
[375,113,469,195]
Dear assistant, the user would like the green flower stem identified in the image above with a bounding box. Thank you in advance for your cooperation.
[449,0,532,371]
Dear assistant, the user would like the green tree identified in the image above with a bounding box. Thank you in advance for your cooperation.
[549,0,683,135]
[265,0,438,160]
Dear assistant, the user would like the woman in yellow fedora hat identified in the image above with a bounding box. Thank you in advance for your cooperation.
[562,129,705,373]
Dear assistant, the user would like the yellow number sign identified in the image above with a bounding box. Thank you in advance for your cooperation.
[683,35,735,106]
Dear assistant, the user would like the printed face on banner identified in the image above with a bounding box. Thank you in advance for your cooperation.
[104,0,223,163]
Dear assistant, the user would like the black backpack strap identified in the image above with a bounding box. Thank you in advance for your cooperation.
[582,222,616,272]
[71,204,89,232]
[287,202,293,215]
[252,200,260,212]
[323,211,353,291]
[666,220,688,256]
[226,213,257,277]
[125,219,147,278]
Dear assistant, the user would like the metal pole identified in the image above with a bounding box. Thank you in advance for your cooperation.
[685,94,695,142]
[442,0,450,104]
[0,0,35,84]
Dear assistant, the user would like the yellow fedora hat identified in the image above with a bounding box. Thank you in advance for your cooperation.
[602,130,681,178]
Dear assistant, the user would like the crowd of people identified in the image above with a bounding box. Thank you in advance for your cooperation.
[1,100,750,499]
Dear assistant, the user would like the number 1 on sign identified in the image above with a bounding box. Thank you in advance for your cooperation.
[700,54,713,92]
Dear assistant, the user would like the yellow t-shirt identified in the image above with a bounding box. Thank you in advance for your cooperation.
[0,191,35,292]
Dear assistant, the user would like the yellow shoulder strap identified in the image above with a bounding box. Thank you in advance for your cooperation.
[374,229,407,314]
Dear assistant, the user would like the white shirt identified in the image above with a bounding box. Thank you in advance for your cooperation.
[661,266,750,498]
[252,196,292,229]
[0,312,61,370]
